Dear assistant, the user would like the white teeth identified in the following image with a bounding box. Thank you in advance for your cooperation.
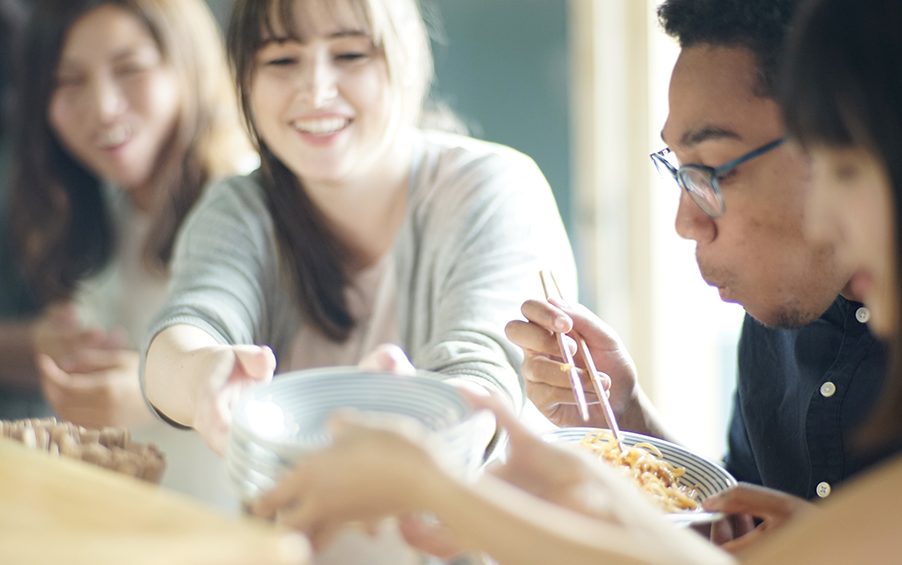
[291,117,349,135]
[98,125,131,148]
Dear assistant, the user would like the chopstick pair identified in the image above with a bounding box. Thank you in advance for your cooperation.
[538,270,621,440]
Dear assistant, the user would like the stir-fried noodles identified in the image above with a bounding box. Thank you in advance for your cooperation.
[579,430,700,512]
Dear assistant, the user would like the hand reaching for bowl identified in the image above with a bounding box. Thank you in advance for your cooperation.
[144,325,276,455]
[704,483,815,553]
[358,343,417,375]
[252,409,452,552]
[251,389,656,559]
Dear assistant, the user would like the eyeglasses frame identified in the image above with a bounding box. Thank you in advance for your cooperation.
[650,137,787,218]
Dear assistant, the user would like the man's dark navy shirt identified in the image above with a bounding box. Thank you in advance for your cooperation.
[725,295,901,500]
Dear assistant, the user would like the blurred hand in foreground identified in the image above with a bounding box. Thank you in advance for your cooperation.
[33,302,152,429]
[705,483,816,553]
[253,409,449,551]
[37,349,152,429]
[253,389,638,555]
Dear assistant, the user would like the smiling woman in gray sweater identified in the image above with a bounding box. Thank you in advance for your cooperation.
[142,0,575,457]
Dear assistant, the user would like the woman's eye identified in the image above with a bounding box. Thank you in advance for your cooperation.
[116,64,146,77]
[266,57,297,66]
[336,52,367,61]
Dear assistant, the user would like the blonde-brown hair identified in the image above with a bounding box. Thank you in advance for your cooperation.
[227,0,433,341]
[11,0,251,303]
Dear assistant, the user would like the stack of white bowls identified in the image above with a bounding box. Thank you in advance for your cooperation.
[226,367,496,505]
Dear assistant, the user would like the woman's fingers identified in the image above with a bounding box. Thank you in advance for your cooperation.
[398,515,465,559]
[232,345,276,382]
[458,388,539,452]
[193,345,277,454]
[357,344,416,375]
[255,464,311,518]
[57,347,136,374]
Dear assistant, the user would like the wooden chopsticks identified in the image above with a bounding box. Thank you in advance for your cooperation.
[538,270,621,439]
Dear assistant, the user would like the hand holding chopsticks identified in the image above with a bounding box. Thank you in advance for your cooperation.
[537,270,621,439]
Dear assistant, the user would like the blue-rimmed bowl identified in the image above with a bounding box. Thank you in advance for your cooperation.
[227,367,496,503]
[543,427,736,525]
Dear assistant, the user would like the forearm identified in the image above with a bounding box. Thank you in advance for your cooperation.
[617,387,675,442]
[423,472,732,565]
[0,321,39,391]
[144,324,219,427]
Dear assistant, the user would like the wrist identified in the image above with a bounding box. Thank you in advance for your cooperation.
[614,387,668,438]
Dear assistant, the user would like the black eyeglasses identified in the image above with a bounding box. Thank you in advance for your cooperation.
[650,137,786,218]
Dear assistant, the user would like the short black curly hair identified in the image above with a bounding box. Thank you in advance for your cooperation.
[657,0,800,97]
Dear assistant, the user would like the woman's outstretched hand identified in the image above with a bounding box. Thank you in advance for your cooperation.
[144,325,277,455]
[192,344,276,454]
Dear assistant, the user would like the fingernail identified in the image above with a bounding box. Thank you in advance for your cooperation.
[554,316,569,332]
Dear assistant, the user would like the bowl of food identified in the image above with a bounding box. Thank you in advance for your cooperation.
[227,367,496,506]
[543,427,736,525]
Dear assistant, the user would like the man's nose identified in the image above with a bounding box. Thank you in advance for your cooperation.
[674,189,716,244]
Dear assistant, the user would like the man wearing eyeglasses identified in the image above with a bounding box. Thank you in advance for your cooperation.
[507,0,897,552]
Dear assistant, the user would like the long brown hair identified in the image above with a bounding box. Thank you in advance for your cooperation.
[10,0,250,304]
[782,0,902,445]
[227,0,432,341]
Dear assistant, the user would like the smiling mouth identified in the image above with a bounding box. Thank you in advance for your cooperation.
[98,124,132,149]
[291,117,350,136]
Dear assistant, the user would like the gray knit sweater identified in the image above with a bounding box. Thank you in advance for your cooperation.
[142,131,576,409]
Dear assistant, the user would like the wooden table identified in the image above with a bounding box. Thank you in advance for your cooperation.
[0,438,310,565]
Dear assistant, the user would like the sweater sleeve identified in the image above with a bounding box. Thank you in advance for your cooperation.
[142,173,288,357]
[403,136,577,412]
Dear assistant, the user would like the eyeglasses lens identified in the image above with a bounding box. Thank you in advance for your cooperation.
[678,168,723,217]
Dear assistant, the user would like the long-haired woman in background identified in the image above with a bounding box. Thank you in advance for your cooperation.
[0,0,253,510]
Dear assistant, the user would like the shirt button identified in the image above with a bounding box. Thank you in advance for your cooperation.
[856,307,871,323]
[816,482,832,498]
[820,381,836,397]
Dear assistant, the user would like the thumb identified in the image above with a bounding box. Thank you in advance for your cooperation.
[327,408,368,438]
[232,345,276,382]
[36,353,70,387]
[358,343,416,375]
[459,389,533,446]
[703,483,786,518]
[399,515,465,559]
